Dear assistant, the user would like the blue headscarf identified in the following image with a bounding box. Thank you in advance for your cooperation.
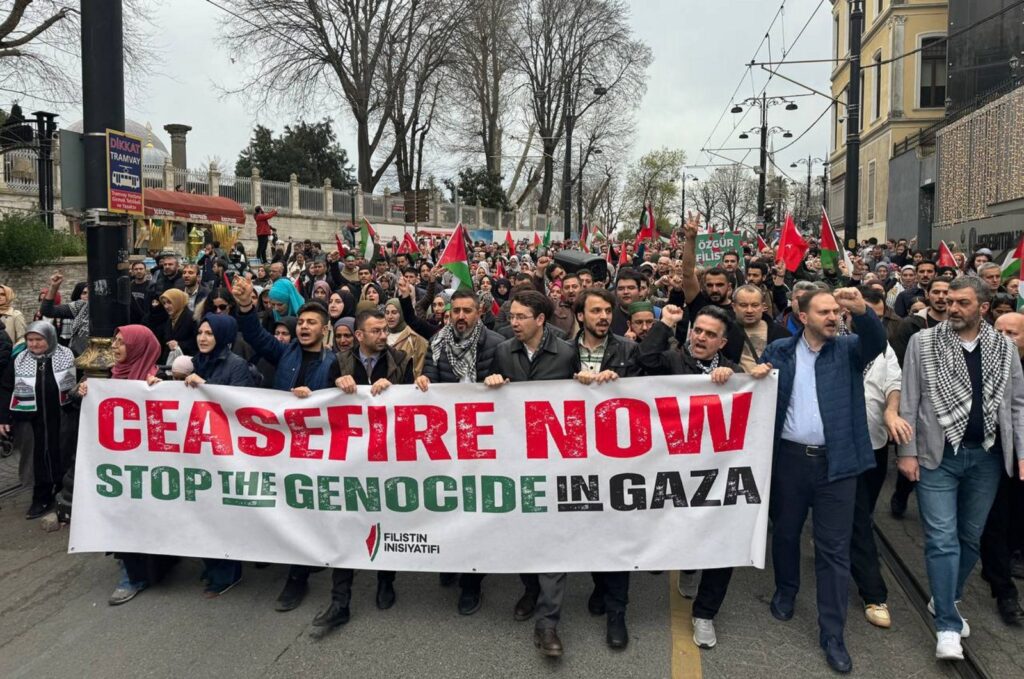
[193,313,237,378]
[269,278,305,321]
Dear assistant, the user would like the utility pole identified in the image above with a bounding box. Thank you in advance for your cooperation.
[562,94,574,242]
[844,0,864,248]
[757,93,768,227]
[78,0,131,375]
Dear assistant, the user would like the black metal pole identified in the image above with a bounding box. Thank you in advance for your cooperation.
[81,0,130,346]
[681,178,686,221]
[757,94,768,229]
[562,112,574,242]
[844,0,864,248]
[806,156,812,224]
[576,140,584,239]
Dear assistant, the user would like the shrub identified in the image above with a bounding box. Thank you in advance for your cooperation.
[53,230,86,257]
[0,214,62,268]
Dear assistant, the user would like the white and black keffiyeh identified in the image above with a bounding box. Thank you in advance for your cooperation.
[694,353,720,375]
[918,320,1013,450]
[430,320,484,382]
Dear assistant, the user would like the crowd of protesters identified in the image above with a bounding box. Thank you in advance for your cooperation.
[1,210,1023,673]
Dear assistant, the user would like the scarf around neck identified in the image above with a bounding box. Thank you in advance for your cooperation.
[918,320,1013,451]
[431,320,484,381]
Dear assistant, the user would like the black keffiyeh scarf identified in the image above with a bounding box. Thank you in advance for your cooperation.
[430,320,485,381]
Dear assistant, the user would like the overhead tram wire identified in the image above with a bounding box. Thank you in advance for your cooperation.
[702,0,828,165]
[697,2,788,164]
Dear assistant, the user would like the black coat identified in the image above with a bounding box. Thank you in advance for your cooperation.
[492,330,576,382]
[159,313,198,364]
[573,332,642,378]
[639,321,742,376]
[422,326,505,384]
[195,350,257,387]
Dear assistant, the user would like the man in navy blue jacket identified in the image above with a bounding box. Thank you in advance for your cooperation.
[759,287,886,675]
[233,277,336,613]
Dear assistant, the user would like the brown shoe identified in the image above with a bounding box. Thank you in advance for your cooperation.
[533,628,563,657]
[514,589,538,621]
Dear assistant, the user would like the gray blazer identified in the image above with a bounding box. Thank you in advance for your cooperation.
[898,332,1024,475]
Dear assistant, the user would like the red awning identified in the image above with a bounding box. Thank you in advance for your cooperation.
[143,189,246,225]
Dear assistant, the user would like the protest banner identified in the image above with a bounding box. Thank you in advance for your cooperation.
[69,375,778,573]
[695,232,745,268]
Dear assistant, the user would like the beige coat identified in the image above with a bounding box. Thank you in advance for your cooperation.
[388,326,428,377]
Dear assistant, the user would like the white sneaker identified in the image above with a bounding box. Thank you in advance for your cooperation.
[677,570,700,599]
[927,598,970,638]
[692,617,717,649]
[935,631,963,660]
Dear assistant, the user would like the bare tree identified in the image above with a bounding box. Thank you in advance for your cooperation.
[690,179,720,230]
[510,0,650,214]
[0,0,154,106]
[709,164,757,232]
[220,0,451,192]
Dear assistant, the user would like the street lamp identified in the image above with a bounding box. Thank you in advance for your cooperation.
[791,156,826,228]
[576,145,602,236]
[563,84,608,240]
[680,174,699,221]
[729,95,801,231]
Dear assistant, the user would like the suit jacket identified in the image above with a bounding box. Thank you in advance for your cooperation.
[492,329,576,382]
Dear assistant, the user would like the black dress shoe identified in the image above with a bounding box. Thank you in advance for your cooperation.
[997,597,1024,626]
[458,588,482,616]
[439,572,458,587]
[770,591,794,621]
[514,589,539,621]
[312,601,350,628]
[25,501,50,520]
[275,576,309,612]
[376,580,396,610]
[821,636,852,674]
[588,586,606,616]
[533,628,563,657]
[606,611,629,650]
[889,492,907,519]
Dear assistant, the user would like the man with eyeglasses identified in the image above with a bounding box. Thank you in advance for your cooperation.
[486,289,576,658]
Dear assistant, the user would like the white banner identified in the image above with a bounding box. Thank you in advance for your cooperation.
[69,375,778,572]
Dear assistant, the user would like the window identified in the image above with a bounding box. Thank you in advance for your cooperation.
[834,15,840,59]
[873,52,882,120]
[920,37,947,108]
[867,161,876,222]
[876,0,884,20]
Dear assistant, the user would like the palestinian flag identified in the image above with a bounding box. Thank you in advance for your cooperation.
[438,223,473,292]
[937,241,957,269]
[819,207,851,273]
[618,241,629,266]
[756,234,769,252]
[637,202,655,243]
[533,232,541,248]
[335,233,348,257]
[359,218,377,261]
[491,298,501,316]
[580,223,590,249]
[397,232,419,260]
[1001,233,1024,282]
[505,230,516,253]
[542,221,553,248]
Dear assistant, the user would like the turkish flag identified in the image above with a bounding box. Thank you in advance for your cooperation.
[937,241,957,268]
[777,214,809,272]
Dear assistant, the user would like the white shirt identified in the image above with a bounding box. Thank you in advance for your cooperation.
[863,343,903,450]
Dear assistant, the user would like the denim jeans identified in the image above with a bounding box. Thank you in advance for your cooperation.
[916,442,1003,633]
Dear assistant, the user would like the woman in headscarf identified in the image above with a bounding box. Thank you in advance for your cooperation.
[78,325,174,605]
[268,278,305,321]
[359,281,383,308]
[383,298,428,376]
[328,290,355,323]
[333,317,355,353]
[39,273,90,355]
[174,314,256,597]
[195,287,254,362]
[0,284,26,345]
[0,321,77,519]
[311,280,332,304]
[493,278,512,305]
[158,288,197,363]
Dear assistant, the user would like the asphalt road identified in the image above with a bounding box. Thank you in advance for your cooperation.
[0,479,962,679]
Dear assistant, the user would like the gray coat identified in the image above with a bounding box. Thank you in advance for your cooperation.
[898,332,1024,476]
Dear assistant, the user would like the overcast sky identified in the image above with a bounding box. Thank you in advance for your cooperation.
[53,0,834,188]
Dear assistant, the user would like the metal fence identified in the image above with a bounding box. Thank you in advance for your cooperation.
[171,168,209,195]
[218,176,253,206]
[260,179,291,210]
[2,147,39,193]
[142,167,164,189]
[297,185,324,213]
[332,189,354,218]
[480,207,498,229]
[363,194,385,219]
[440,204,457,225]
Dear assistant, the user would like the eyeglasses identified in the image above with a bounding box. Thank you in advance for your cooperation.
[213,304,230,311]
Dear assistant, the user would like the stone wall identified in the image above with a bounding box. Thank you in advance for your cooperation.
[0,256,88,317]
